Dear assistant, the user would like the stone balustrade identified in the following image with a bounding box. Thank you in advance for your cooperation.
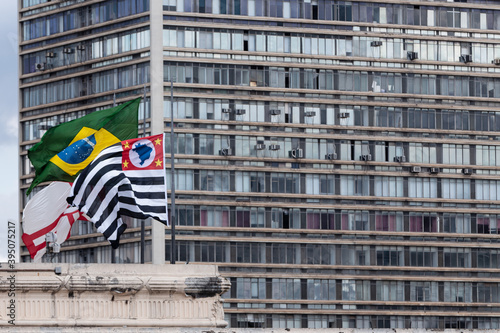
[0,263,230,329]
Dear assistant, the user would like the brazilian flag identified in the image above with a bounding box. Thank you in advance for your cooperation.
[26,98,141,195]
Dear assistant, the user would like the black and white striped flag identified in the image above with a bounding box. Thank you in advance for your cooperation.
[67,134,168,248]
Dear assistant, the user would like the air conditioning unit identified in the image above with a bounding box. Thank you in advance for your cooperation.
[63,48,74,54]
[45,52,56,58]
[254,144,266,150]
[325,153,337,160]
[360,154,372,161]
[304,111,316,117]
[219,148,232,156]
[462,168,473,175]
[221,108,231,113]
[407,51,418,61]
[289,148,303,159]
[35,63,46,71]
[45,232,60,254]
[235,109,246,115]
[430,167,440,174]
[269,144,280,151]
[459,54,472,63]
[270,109,281,115]
[338,112,350,119]
[370,41,383,47]
[493,58,500,65]
[394,156,406,163]
[77,45,85,51]
[410,166,421,173]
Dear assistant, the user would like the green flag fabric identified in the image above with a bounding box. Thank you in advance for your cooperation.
[26,98,141,195]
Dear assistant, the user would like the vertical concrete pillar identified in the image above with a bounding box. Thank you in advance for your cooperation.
[150,0,166,264]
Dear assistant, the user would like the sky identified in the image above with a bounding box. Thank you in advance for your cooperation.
[0,2,20,262]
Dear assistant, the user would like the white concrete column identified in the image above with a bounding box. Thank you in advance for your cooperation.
[150,0,166,264]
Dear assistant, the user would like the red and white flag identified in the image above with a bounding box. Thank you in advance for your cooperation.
[67,134,168,248]
[22,182,84,262]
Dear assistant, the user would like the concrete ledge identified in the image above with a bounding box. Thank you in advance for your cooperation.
[0,264,230,328]
[0,328,498,332]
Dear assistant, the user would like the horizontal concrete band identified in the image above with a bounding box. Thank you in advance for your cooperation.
[0,319,228,327]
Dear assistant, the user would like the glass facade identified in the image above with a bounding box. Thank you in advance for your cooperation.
[19,0,500,329]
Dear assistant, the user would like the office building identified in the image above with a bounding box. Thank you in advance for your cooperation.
[19,0,500,329]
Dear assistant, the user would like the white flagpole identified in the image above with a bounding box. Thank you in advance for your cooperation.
[140,83,146,264]
[169,79,176,264]
[111,94,117,264]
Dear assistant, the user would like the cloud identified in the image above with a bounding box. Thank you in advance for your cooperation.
[0,0,19,262]
[0,112,18,144]
[7,31,18,55]
[0,143,18,263]
[0,12,18,144]
[0,1,18,54]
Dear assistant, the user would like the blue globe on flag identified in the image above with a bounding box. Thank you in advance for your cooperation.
[129,139,155,168]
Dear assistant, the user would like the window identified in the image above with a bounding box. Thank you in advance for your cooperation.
[477,283,499,303]
[236,277,266,299]
[236,209,250,227]
[476,216,499,234]
[409,247,437,267]
[341,245,369,265]
[375,213,403,231]
[447,8,461,28]
[476,145,500,166]
[408,108,436,129]
[376,281,404,301]
[250,173,265,192]
[376,247,402,266]
[342,280,356,300]
[408,178,438,199]
[374,176,404,197]
[271,173,300,194]
[444,249,470,268]
[477,249,497,268]
[333,1,352,22]
[200,207,229,227]
[272,278,301,300]
[409,143,437,164]
[306,210,334,230]
[410,282,437,302]
[442,144,470,165]
[444,282,472,303]
[442,214,471,233]
[272,243,298,264]
[475,180,500,201]
[441,179,471,200]
[340,175,369,196]
[23,1,149,41]
[341,211,369,231]
[307,279,335,301]
[409,215,438,232]
[232,242,262,263]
